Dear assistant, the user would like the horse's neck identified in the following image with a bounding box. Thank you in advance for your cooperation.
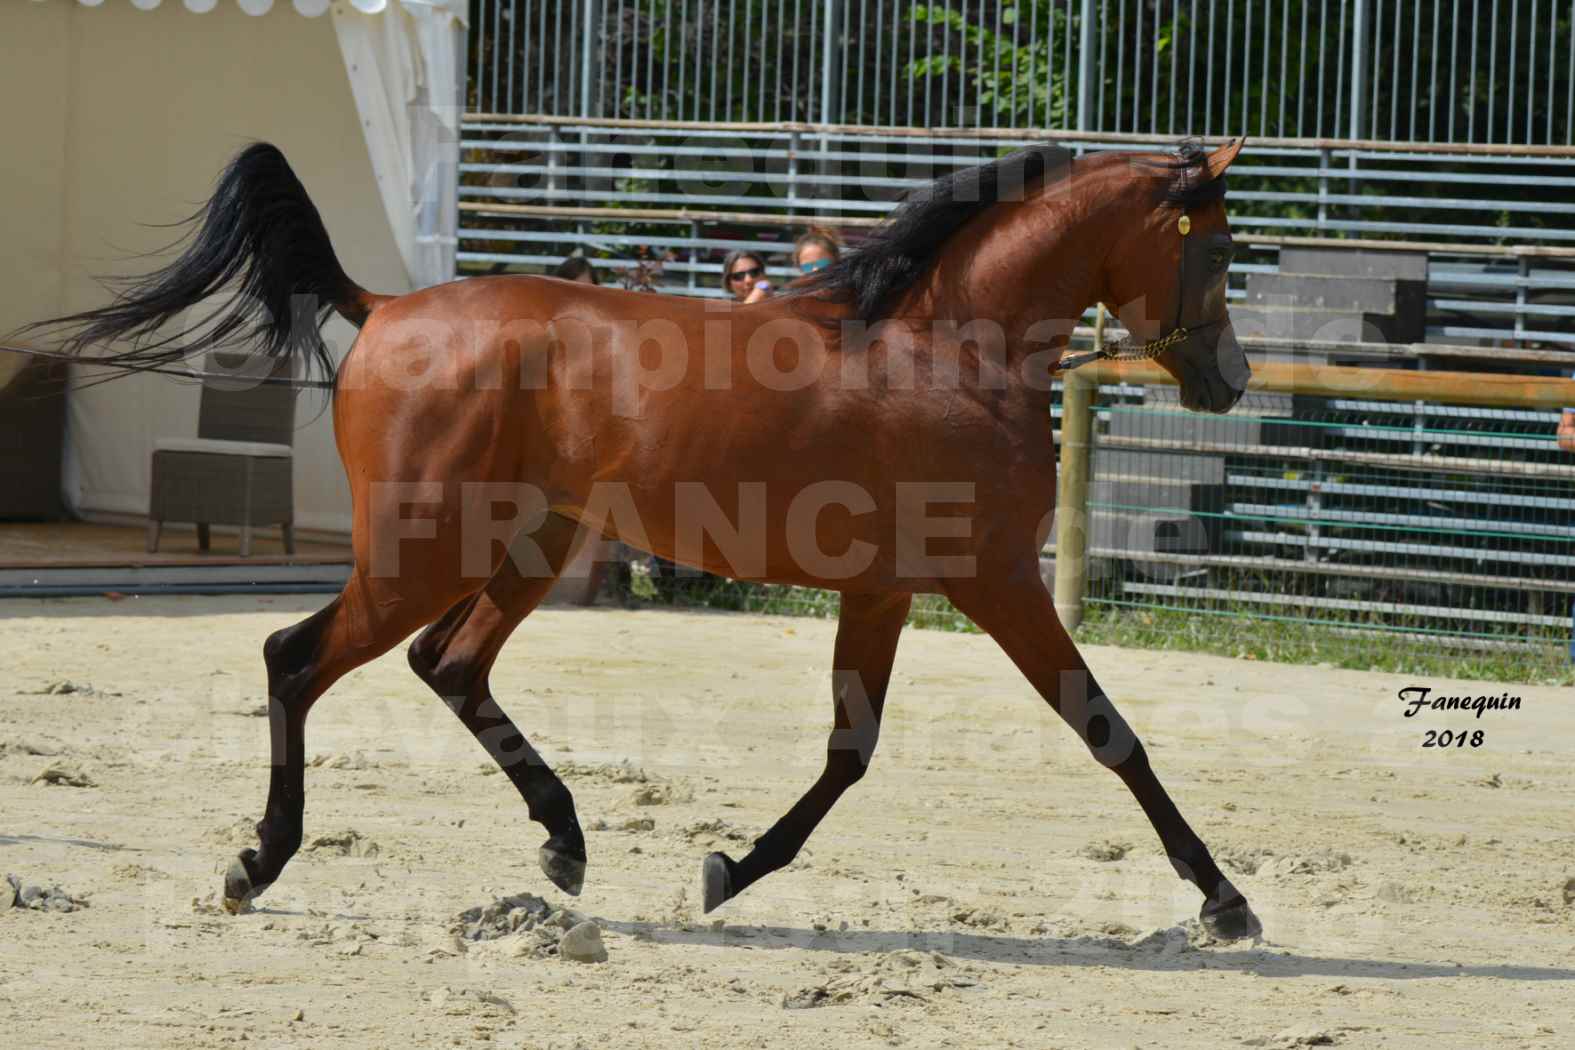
[911,170,1123,360]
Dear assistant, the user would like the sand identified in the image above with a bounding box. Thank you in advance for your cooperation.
[1,594,1571,1049]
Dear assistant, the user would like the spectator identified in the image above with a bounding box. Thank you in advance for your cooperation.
[721,250,771,304]
[551,256,600,285]
[793,226,842,275]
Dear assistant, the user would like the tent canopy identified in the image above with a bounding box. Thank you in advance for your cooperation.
[35,0,466,290]
[14,0,469,529]
[43,1,464,20]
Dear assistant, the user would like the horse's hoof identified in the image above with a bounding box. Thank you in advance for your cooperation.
[222,850,262,915]
[1200,896,1263,942]
[701,852,735,914]
[539,843,587,897]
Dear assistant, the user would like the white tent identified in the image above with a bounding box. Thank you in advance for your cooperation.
[1,0,467,533]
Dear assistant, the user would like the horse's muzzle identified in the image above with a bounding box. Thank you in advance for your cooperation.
[1184,320,1249,414]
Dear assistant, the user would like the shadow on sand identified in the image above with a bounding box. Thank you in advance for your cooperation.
[0,831,137,852]
[598,917,1575,982]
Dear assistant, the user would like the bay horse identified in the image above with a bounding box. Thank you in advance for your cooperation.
[32,137,1260,939]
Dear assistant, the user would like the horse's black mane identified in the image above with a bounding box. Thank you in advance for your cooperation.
[792,139,1226,322]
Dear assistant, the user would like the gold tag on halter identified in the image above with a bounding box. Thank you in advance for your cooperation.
[1178,214,1192,236]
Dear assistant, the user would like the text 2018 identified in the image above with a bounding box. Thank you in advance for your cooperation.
[1421,729,1485,748]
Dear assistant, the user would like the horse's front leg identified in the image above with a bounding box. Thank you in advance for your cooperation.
[950,569,1262,941]
[702,590,912,912]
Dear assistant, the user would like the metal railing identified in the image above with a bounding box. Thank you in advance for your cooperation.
[458,118,1575,347]
[1053,358,1575,659]
[470,0,1575,145]
[610,354,1575,672]
[460,4,1575,675]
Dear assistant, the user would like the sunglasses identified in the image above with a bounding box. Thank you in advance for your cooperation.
[799,258,832,273]
[727,265,764,283]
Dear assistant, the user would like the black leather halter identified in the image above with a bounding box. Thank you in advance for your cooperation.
[1057,211,1229,373]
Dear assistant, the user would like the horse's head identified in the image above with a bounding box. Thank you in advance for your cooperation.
[1101,140,1250,414]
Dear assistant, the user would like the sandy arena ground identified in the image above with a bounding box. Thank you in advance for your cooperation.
[1,594,1571,1049]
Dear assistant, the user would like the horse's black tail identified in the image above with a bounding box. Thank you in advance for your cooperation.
[24,142,384,381]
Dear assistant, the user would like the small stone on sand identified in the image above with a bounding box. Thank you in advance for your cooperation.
[31,764,95,788]
[1080,840,1132,862]
[304,829,379,858]
[4,874,87,913]
[559,920,608,963]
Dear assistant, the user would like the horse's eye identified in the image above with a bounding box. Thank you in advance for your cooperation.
[1210,246,1233,269]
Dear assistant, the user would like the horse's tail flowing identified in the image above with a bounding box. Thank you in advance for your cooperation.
[25,142,386,381]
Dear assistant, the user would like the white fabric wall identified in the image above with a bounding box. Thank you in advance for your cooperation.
[1,0,465,533]
[334,2,466,288]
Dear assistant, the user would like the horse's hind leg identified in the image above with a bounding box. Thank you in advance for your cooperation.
[703,591,912,912]
[950,572,1262,941]
[407,513,590,895]
[222,574,460,912]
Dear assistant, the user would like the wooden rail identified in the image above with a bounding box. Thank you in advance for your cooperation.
[1084,360,1575,410]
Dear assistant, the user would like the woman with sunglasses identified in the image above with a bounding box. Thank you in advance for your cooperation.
[793,227,842,276]
[720,250,772,303]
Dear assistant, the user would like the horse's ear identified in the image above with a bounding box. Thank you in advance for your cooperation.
[1206,138,1246,180]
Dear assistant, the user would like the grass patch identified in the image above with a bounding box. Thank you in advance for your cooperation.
[629,569,974,629]
[625,569,1571,685]
[1076,603,1574,686]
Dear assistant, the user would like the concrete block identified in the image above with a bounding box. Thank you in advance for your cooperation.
[1277,246,1430,281]
[1092,476,1223,519]
[1106,404,1324,448]
[1092,447,1226,484]
[1229,304,1399,344]
[1089,511,1217,581]
[1246,273,1426,342]
[1146,386,1296,415]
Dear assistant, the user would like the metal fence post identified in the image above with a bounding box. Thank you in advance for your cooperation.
[1305,465,1324,563]
[688,220,698,295]
[1347,0,1368,189]
[1054,363,1096,630]
[1515,255,1529,346]
[819,0,842,217]
[580,0,599,118]
[1317,147,1330,235]
[1077,0,1097,131]
[546,126,559,202]
[1348,0,1370,138]
[820,0,840,126]
[787,129,800,222]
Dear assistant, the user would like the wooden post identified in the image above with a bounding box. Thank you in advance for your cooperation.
[1054,311,1100,630]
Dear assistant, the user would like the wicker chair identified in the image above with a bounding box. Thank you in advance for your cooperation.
[0,357,67,520]
[147,354,297,556]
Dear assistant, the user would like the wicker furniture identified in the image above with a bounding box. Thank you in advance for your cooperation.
[0,358,67,520]
[147,355,297,556]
